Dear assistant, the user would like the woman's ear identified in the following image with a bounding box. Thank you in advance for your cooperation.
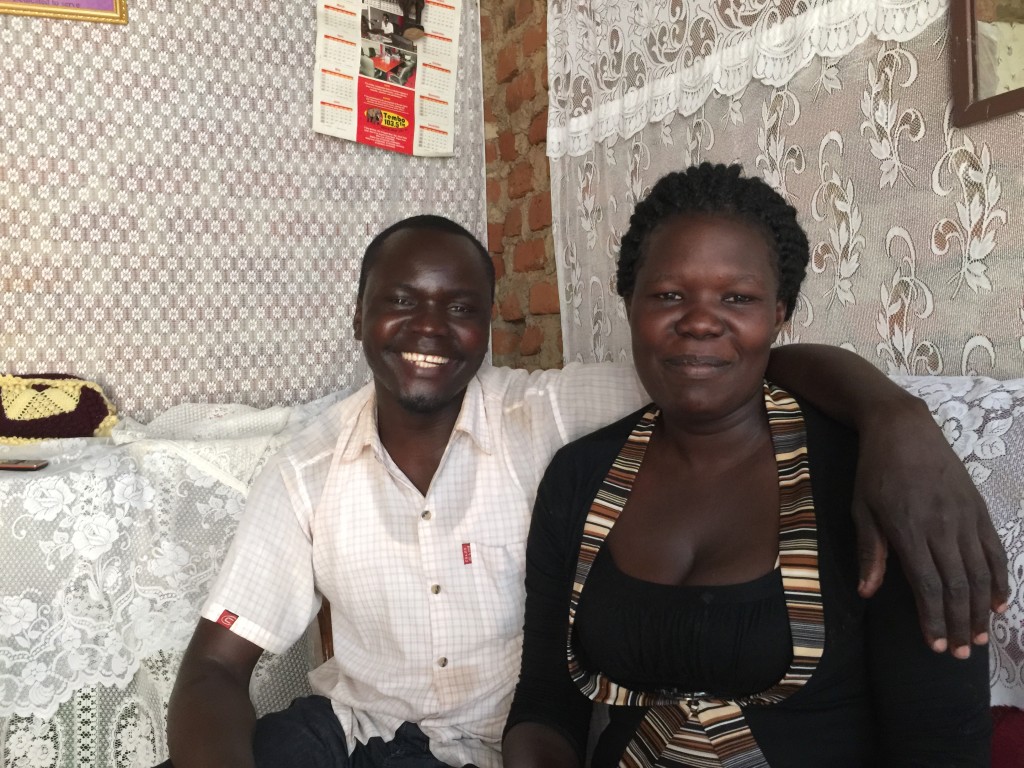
[772,299,787,339]
[352,300,363,341]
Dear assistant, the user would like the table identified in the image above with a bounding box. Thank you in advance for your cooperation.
[0,393,344,766]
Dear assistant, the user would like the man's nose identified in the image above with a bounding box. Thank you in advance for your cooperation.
[408,302,448,334]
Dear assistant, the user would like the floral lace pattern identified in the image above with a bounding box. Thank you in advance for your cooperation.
[547,0,947,158]
[893,376,1024,704]
[0,395,342,764]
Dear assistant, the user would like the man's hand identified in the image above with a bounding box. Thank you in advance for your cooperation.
[853,394,1008,658]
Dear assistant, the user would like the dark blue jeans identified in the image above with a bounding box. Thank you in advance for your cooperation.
[156,695,458,768]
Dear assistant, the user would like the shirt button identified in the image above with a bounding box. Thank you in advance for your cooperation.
[431,584,441,594]
[438,657,448,668]
[421,510,432,520]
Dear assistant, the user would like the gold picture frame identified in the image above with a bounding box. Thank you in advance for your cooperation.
[0,0,126,24]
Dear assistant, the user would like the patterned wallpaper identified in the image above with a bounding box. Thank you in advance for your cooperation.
[0,0,486,421]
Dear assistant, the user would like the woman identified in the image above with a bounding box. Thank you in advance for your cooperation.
[502,164,991,767]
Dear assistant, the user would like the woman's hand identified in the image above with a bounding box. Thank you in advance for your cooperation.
[851,393,1008,658]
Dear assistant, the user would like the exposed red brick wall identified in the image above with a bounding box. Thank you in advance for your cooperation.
[480,2,561,370]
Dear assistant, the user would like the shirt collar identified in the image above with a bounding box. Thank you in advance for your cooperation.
[336,373,493,462]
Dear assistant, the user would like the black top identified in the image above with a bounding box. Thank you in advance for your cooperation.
[505,400,991,767]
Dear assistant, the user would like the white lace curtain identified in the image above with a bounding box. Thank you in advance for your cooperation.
[547,0,1024,378]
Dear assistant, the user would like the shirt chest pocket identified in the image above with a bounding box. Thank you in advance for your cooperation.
[467,540,527,639]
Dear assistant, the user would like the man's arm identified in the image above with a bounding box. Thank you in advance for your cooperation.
[166,619,265,768]
[766,344,1008,657]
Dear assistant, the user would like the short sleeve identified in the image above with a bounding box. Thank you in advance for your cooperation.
[201,453,321,654]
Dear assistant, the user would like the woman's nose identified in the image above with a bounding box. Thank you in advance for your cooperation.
[674,303,724,337]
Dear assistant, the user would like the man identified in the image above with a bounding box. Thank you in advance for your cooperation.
[398,0,425,41]
[164,215,1006,768]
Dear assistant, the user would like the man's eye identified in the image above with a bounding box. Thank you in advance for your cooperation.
[726,294,753,304]
[654,292,682,301]
[391,297,413,306]
[450,304,475,314]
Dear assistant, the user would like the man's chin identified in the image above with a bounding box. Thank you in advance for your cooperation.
[398,393,451,414]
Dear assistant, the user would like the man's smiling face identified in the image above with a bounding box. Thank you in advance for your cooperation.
[353,227,492,419]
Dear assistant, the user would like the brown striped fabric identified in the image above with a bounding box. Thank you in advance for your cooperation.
[565,383,824,767]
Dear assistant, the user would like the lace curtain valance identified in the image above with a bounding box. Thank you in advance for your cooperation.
[547,0,948,158]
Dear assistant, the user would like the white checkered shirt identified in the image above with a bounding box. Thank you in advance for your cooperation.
[203,362,648,768]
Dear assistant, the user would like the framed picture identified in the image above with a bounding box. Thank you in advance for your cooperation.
[0,0,127,24]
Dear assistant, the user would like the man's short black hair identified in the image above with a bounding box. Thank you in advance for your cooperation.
[358,215,495,300]
[616,163,809,320]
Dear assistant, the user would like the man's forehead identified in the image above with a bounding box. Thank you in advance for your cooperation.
[368,230,489,286]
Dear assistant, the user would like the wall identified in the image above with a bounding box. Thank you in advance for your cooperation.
[0,0,486,421]
[479,1,560,370]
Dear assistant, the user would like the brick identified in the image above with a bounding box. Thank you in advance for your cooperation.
[523,20,546,58]
[529,281,561,315]
[505,69,536,114]
[520,324,543,356]
[487,221,504,254]
[485,140,497,164]
[479,13,492,42]
[492,252,505,281]
[508,162,533,199]
[486,178,502,205]
[513,238,547,272]
[516,0,533,26]
[498,130,517,162]
[483,101,497,124]
[491,327,519,355]
[496,43,519,84]
[528,108,548,145]
[504,205,522,237]
[499,293,524,321]
[528,193,552,231]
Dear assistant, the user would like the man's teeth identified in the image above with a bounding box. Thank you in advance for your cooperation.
[402,352,449,368]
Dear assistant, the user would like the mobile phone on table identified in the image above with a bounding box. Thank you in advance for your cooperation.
[0,458,50,471]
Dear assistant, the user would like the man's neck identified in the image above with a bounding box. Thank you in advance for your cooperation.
[375,394,465,496]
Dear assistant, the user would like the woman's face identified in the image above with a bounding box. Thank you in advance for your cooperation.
[626,212,787,426]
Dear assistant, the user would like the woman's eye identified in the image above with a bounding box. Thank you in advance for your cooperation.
[726,294,753,304]
[655,292,682,301]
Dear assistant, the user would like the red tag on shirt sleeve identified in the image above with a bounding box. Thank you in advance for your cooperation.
[217,610,239,629]
[462,543,472,564]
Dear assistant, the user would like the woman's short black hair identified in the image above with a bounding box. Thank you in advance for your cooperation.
[358,214,494,300]
[616,163,808,320]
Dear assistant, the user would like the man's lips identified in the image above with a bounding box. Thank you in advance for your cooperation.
[400,351,452,369]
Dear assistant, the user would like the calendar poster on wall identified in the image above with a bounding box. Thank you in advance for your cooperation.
[312,0,460,156]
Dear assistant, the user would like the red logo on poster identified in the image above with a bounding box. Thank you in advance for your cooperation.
[462,543,472,564]
[217,610,238,629]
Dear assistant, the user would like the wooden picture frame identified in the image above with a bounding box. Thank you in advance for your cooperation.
[950,0,1024,126]
[0,0,126,24]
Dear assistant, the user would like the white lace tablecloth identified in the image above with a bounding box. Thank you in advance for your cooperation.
[0,392,345,767]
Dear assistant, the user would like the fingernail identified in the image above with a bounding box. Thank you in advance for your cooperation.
[973,632,989,645]
[996,602,1009,614]
[931,638,947,653]
[954,645,971,659]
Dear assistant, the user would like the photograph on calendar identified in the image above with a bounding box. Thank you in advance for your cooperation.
[312,0,459,157]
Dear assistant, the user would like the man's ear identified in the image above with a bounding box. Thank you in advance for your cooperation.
[352,300,363,341]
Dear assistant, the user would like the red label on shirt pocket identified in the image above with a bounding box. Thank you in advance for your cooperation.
[462,543,472,564]
[217,610,239,629]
